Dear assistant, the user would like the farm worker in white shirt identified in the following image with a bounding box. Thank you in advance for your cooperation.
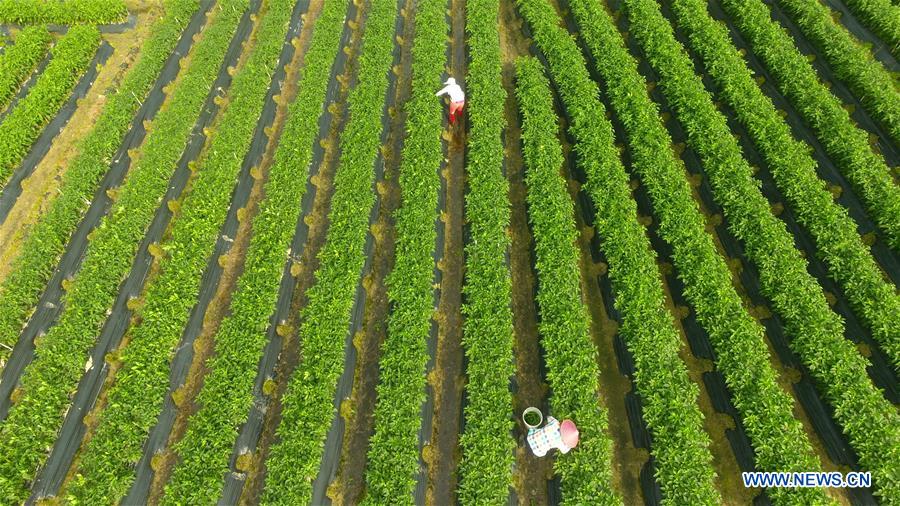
[435,77,465,124]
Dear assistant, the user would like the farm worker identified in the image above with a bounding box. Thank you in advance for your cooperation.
[527,417,579,457]
[435,77,465,124]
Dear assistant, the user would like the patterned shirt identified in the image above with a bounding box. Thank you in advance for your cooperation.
[527,416,572,457]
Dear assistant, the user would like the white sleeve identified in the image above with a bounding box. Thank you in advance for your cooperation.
[435,85,449,97]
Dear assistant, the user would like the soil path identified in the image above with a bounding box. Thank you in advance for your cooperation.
[424,0,466,501]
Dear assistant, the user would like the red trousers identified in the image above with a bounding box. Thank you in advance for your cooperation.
[449,100,465,124]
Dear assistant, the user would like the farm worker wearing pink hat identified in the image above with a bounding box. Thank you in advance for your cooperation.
[527,416,580,457]
[435,77,465,124]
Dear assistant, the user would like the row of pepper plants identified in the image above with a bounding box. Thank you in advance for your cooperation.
[0,24,100,186]
[455,0,517,502]
[840,0,900,59]
[515,0,720,502]
[624,0,900,500]
[361,0,447,502]
[152,0,347,502]
[567,0,830,504]
[514,56,619,504]
[0,0,247,502]
[0,0,128,25]
[64,0,317,500]
[262,0,398,498]
[0,0,200,371]
[773,0,900,144]
[719,0,900,250]
[258,0,397,501]
[0,26,50,113]
[671,0,900,380]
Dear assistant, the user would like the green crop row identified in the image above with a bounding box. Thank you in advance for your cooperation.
[0,0,127,25]
[625,0,900,500]
[719,0,900,250]
[0,24,99,186]
[0,26,51,113]
[515,0,719,503]
[841,0,900,59]
[567,0,829,504]
[773,0,900,144]
[0,0,199,370]
[672,0,900,386]
[455,0,517,503]
[256,0,391,502]
[514,56,618,504]
[152,0,347,502]
[65,0,309,501]
[361,0,446,502]
[0,1,247,502]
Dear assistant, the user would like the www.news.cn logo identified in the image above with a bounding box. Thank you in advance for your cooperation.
[742,472,872,488]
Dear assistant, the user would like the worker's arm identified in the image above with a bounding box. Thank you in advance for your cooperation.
[435,85,450,97]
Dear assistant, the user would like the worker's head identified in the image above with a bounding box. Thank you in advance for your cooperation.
[560,419,579,449]
[445,77,456,86]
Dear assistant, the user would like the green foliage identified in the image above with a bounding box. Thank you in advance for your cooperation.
[567,0,831,504]
[0,24,99,186]
[0,0,199,370]
[455,0,517,502]
[257,0,397,502]
[514,56,618,504]
[515,0,719,502]
[0,0,128,25]
[66,0,310,501]
[774,0,900,143]
[841,0,900,59]
[0,1,244,502]
[155,0,347,501]
[361,0,447,502]
[720,0,900,250]
[625,0,900,500]
[673,0,900,397]
[0,26,51,112]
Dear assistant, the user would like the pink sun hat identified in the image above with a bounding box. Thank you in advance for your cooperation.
[560,419,579,449]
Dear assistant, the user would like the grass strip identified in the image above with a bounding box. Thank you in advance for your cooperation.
[841,0,900,58]
[514,56,619,504]
[566,0,831,503]
[625,0,900,500]
[773,0,900,143]
[0,1,247,502]
[0,24,100,186]
[0,26,51,112]
[719,0,900,250]
[672,0,900,384]
[0,0,200,368]
[455,0,518,502]
[259,0,398,501]
[516,0,720,502]
[361,0,447,502]
[64,0,312,501]
[0,0,127,25]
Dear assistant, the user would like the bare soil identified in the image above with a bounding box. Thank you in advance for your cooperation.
[0,7,161,283]
[423,0,467,501]
[328,0,413,502]
[497,1,553,503]
[236,0,368,501]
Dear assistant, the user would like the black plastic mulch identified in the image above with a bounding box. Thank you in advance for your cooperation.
[0,40,113,223]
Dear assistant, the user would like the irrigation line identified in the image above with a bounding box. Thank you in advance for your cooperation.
[0,41,113,222]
